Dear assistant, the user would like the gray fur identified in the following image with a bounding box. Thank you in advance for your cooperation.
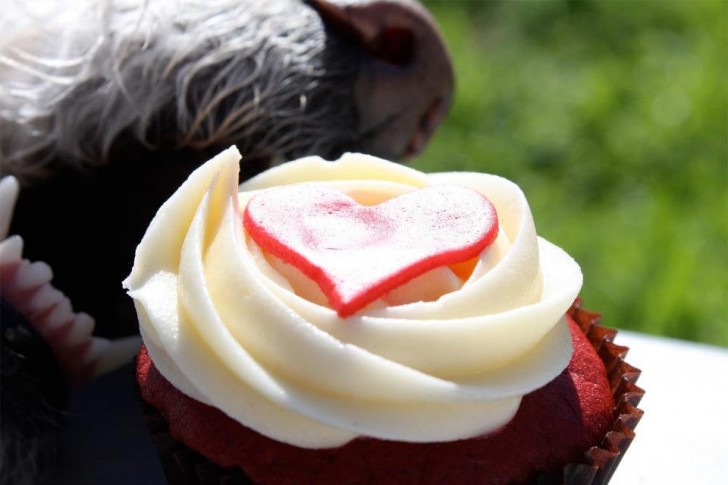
[0,0,358,182]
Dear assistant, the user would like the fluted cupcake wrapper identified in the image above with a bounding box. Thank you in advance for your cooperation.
[560,299,645,485]
[143,403,253,485]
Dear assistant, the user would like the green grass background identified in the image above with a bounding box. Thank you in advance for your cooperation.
[412,0,727,346]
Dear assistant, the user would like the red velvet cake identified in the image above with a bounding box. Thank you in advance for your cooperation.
[137,304,642,484]
[125,148,644,484]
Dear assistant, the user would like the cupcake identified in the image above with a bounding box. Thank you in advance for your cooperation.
[124,147,643,484]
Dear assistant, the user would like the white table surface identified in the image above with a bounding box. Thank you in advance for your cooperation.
[51,330,728,484]
[609,331,728,484]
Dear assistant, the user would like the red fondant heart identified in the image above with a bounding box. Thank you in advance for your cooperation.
[243,184,498,317]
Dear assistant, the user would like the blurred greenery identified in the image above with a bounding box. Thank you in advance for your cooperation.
[413,0,727,346]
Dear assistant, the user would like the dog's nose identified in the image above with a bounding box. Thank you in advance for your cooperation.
[308,0,454,160]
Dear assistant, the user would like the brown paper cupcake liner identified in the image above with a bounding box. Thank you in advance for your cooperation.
[143,402,253,485]
[560,298,645,485]
[140,298,644,485]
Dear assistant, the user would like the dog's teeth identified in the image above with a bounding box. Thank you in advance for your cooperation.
[41,298,74,331]
[16,260,53,290]
[85,338,110,366]
[0,177,19,239]
[27,284,65,314]
[91,336,142,377]
[65,313,95,346]
[0,236,23,265]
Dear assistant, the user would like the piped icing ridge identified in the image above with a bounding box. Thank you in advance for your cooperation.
[124,147,582,448]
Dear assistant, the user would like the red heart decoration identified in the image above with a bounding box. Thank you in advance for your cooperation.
[243,184,498,317]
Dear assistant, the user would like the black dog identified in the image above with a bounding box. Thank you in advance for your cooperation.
[0,1,453,483]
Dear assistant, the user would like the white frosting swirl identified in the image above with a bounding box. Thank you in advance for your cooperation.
[124,146,582,448]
